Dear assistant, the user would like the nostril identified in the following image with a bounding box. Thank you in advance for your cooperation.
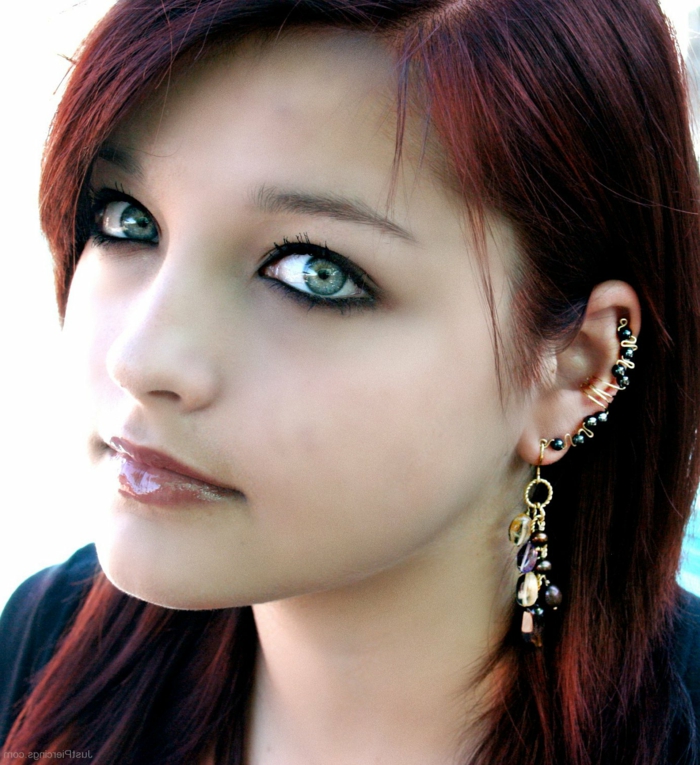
[149,390,181,402]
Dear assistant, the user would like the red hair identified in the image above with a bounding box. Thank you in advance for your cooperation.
[5,1,700,762]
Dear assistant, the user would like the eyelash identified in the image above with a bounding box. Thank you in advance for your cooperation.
[258,235,378,315]
[88,186,160,249]
[88,188,379,315]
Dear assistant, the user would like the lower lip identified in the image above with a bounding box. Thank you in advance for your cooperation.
[114,452,241,507]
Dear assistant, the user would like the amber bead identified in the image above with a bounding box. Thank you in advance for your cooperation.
[509,514,532,546]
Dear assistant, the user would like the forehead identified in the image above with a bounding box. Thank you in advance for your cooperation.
[100,30,459,228]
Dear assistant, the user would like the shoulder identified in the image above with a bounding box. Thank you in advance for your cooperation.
[0,544,99,744]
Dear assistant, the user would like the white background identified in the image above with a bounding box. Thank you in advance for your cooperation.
[0,0,696,609]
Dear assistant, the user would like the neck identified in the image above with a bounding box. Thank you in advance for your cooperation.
[245,472,526,765]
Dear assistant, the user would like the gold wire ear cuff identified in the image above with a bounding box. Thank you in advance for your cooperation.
[545,318,637,452]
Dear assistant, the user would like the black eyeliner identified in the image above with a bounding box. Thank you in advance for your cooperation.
[258,235,382,314]
[88,186,160,246]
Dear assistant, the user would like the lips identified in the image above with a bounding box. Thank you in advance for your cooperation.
[109,437,243,507]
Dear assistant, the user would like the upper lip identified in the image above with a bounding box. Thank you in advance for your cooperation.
[109,436,237,491]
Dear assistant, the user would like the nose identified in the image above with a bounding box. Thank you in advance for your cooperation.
[106,269,223,413]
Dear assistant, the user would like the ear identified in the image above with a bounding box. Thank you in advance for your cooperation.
[517,280,641,466]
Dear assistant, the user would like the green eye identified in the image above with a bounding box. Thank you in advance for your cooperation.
[99,200,158,242]
[302,258,347,296]
[263,253,368,300]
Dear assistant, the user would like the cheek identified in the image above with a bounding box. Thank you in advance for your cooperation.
[229,310,510,583]
[61,253,121,422]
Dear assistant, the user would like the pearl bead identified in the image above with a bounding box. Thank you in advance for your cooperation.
[544,584,563,608]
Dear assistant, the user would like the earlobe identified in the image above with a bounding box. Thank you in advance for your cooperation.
[517,280,641,466]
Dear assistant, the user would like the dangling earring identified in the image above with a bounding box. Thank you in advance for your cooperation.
[509,439,561,647]
[509,318,638,647]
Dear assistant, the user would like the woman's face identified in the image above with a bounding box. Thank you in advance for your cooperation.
[63,31,527,608]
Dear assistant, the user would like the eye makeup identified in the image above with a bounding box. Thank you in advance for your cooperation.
[89,187,160,248]
[258,235,381,315]
[88,186,382,315]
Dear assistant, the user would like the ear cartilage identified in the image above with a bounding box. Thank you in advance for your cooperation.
[546,319,636,452]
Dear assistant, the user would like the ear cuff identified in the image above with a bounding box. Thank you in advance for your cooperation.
[546,318,637,451]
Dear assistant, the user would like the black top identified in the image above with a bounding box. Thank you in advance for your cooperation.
[2,544,700,756]
[0,544,99,745]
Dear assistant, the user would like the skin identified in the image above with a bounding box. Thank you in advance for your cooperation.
[61,30,640,765]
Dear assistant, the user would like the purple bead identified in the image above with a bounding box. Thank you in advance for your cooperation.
[517,540,538,573]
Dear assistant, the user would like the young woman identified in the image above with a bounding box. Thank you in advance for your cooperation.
[1,0,699,763]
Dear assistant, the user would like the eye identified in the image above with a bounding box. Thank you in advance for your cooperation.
[263,253,368,299]
[258,240,378,314]
[96,199,159,243]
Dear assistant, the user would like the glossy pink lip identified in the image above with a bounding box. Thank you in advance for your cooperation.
[109,437,243,507]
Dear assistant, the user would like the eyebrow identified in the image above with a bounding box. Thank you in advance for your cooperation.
[252,185,415,242]
[96,148,414,242]
[96,145,144,180]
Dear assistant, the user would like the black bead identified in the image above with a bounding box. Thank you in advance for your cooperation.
[572,433,585,446]
[584,416,597,428]
[531,606,545,619]
[544,584,563,608]
[551,438,565,451]
[623,348,635,360]
[618,376,630,388]
[531,532,548,546]
[535,559,552,574]
[597,411,609,423]
[612,364,626,378]
[619,327,633,339]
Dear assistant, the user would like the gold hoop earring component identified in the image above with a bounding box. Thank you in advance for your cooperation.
[508,440,562,647]
[546,318,637,452]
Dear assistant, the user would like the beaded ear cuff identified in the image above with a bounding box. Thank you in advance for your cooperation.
[508,318,637,647]
[547,318,637,451]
